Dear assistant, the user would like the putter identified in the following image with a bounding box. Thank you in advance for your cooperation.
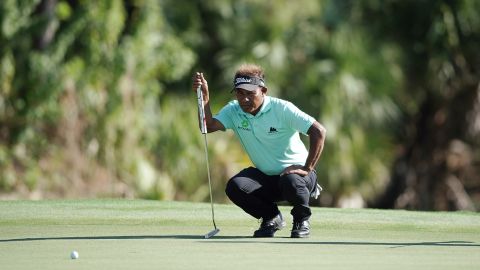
[197,84,220,239]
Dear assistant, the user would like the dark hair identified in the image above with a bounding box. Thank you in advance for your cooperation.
[234,64,265,80]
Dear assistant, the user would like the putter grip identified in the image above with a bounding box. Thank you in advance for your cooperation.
[197,85,207,134]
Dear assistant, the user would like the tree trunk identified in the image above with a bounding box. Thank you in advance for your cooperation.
[374,76,479,211]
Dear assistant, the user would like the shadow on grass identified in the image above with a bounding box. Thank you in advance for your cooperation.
[202,240,480,248]
[0,235,250,242]
[1,236,479,248]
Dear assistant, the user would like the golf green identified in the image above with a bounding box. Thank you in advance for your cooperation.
[0,199,479,269]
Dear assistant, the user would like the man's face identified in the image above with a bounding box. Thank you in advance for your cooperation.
[235,87,266,115]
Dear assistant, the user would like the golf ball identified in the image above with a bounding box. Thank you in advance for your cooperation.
[70,250,79,259]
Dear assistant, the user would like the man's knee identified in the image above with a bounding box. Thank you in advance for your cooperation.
[225,178,239,199]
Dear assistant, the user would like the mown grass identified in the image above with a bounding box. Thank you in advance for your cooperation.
[0,200,479,270]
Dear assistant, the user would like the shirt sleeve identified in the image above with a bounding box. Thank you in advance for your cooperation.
[283,101,316,135]
[213,102,235,130]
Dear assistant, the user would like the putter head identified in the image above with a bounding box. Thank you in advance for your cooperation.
[204,228,220,239]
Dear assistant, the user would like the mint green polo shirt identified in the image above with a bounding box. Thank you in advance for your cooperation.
[214,96,316,175]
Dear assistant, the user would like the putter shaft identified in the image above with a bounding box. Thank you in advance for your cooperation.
[203,133,217,230]
[197,85,219,236]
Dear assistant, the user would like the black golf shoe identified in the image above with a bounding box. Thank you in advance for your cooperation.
[253,213,286,238]
[291,220,310,238]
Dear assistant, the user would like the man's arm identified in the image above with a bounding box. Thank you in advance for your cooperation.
[303,121,326,172]
[280,121,326,176]
[193,72,225,133]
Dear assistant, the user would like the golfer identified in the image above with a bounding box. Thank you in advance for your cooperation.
[192,64,326,238]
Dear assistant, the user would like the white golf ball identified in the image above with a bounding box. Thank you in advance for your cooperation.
[70,250,79,259]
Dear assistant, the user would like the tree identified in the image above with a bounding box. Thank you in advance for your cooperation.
[353,0,480,210]
[0,0,198,198]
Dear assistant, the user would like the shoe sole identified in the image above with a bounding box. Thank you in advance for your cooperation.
[253,234,274,238]
[290,234,310,238]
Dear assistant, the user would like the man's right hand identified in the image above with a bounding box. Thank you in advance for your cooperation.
[193,72,209,103]
[191,72,226,133]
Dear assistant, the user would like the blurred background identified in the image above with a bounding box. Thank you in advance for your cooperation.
[1,0,479,211]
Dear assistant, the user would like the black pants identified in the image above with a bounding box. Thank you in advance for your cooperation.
[225,167,317,222]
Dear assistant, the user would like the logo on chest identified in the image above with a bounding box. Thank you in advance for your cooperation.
[268,127,278,134]
[237,120,251,131]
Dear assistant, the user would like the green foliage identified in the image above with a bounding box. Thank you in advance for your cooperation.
[1,0,189,198]
[1,0,479,208]
[0,0,248,201]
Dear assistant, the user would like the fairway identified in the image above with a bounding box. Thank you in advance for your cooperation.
[0,200,479,270]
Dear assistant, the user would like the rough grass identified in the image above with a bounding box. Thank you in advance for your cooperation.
[0,199,479,270]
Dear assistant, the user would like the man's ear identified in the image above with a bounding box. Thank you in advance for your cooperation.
[261,87,268,95]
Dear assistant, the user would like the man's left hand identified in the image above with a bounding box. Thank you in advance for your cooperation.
[280,165,310,176]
